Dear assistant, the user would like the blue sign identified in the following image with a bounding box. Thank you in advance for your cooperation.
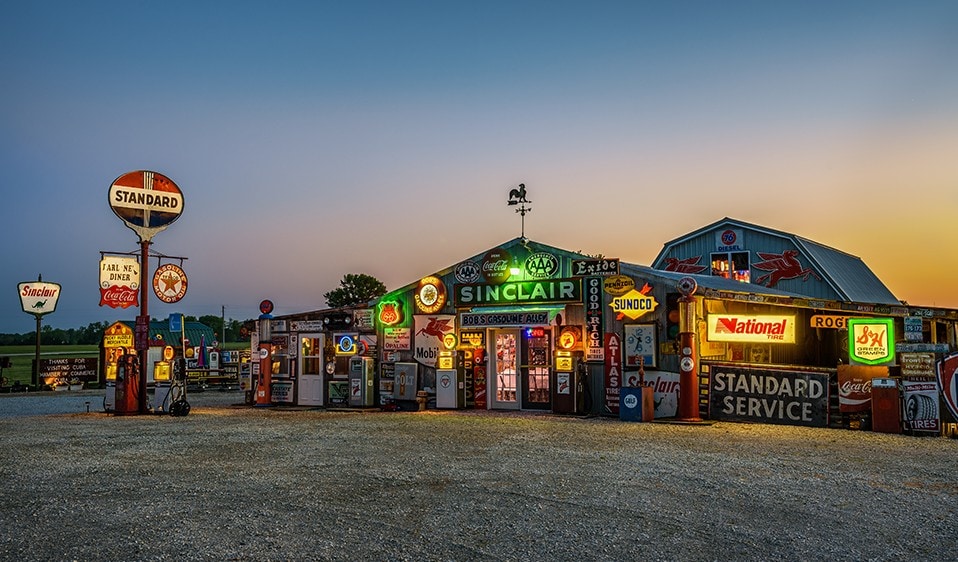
[169,313,183,332]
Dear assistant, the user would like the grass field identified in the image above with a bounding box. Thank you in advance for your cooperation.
[0,342,249,388]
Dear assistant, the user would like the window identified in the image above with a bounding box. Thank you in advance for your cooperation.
[711,251,751,282]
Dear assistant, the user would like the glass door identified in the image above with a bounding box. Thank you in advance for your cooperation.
[521,328,551,410]
[489,329,520,410]
[297,333,325,406]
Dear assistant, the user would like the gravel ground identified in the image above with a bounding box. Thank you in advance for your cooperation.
[1,390,956,561]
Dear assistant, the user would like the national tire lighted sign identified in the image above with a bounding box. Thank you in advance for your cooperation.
[706,314,796,343]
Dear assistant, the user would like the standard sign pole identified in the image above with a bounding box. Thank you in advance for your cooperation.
[108,170,185,415]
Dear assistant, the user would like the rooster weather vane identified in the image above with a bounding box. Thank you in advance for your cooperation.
[507,183,532,239]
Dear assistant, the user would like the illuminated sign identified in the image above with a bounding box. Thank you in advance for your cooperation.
[524,252,559,279]
[609,285,657,320]
[455,278,582,306]
[442,332,458,350]
[414,276,446,314]
[377,299,404,326]
[707,315,796,343]
[847,318,895,365]
[524,327,546,338]
[99,256,139,309]
[335,334,358,355]
[460,330,486,348]
[103,322,134,348]
[558,326,580,350]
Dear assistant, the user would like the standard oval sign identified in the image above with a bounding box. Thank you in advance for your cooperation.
[109,170,184,241]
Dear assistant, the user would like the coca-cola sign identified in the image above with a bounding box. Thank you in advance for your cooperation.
[99,255,139,309]
[481,248,512,284]
[838,364,886,413]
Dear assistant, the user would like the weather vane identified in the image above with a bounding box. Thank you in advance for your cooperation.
[507,183,532,239]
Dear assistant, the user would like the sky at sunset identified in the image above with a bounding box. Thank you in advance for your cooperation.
[2,1,957,334]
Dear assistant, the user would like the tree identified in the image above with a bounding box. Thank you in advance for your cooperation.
[324,273,387,308]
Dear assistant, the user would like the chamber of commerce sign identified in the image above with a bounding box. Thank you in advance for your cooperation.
[706,314,796,343]
[454,278,581,306]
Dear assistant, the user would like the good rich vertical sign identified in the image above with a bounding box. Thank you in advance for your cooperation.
[585,277,604,362]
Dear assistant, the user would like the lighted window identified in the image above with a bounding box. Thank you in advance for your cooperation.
[711,251,750,283]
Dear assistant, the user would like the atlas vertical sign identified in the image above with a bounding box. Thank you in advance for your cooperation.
[109,170,184,242]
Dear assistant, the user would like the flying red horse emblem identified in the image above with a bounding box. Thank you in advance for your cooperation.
[663,256,707,274]
[753,250,822,287]
[417,317,453,337]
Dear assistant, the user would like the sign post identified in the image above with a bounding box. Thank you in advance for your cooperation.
[108,170,184,414]
[17,275,61,388]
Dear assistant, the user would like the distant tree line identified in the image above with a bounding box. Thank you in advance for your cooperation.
[0,316,255,346]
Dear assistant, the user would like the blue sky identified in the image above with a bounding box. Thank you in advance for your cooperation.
[2,1,957,333]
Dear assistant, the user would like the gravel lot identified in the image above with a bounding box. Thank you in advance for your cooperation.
[1,390,956,561]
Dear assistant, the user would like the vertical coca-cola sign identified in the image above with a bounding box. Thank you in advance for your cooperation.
[99,255,140,308]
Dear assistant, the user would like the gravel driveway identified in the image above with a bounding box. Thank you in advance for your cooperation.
[1,391,955,561]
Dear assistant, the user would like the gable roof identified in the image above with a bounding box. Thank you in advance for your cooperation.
[653,217,899,305]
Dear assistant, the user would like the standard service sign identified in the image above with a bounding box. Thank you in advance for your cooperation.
[109,170,184,241]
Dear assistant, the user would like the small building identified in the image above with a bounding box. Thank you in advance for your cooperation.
[272,232,957,434]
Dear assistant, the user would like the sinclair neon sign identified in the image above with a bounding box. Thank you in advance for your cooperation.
[707,314,796,343]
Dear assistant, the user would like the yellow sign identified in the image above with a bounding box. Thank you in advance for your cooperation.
[603,275,635,296]
[610,289,658,320]
[810,315,851,329]
[103,321,134,348]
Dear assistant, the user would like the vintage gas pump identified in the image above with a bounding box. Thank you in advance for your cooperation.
[348,355,375,407]
[552,350,577,414]
[436,350,464,409]
[676,277,702,422]
[114,352,140,415]
[255,306,273,407]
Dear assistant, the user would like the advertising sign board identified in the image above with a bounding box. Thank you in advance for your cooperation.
[18,281,61,316]
[708,363,829,427]
[109,170,184,241]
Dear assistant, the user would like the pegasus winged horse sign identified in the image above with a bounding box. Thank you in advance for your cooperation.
[753,250,822,288]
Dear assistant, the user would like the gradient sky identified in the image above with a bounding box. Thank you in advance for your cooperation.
[2,1,957,334]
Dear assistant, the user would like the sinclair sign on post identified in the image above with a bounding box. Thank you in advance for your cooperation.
[109,170,184,242]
